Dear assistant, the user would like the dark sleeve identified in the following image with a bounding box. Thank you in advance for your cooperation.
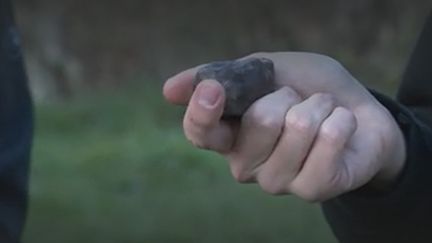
[321,13,432,243]
[0,0,33,242]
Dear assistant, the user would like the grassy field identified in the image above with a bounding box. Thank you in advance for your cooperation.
[22,83,337,243]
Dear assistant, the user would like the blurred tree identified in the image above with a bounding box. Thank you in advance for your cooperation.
[14,0,432,100]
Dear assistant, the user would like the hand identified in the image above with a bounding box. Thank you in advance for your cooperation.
[163,52,406,202]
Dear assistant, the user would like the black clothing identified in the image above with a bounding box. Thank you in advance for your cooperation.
[322,13,432,243]
[0,0,33,242]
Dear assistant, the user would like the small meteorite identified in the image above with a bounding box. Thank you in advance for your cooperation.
[194,57,276,119]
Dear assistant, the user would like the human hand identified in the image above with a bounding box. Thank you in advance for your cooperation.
[163,52,406,202]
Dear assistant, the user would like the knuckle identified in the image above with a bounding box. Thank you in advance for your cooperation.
[280,87,301,102]
[256,115,281,130]
[285,111,313,133]
[320,123,344,145]
[244,107,282,131]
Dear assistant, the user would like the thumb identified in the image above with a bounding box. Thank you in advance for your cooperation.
[183,80,234,152]
[186,79,225,123]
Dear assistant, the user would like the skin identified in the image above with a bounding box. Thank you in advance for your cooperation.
[163,52,406,202]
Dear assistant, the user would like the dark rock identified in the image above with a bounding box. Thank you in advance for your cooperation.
[195,57,276,119]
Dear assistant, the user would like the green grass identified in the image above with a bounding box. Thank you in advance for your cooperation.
[23,83,337,243]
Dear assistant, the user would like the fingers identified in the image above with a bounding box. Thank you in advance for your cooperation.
[256,93,336,194]
[183,80,235,153]
[227,87,301,182]
[289,107,357,201]
[163,67,199,105]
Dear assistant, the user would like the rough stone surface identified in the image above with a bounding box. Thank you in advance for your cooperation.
[195,57,275,119]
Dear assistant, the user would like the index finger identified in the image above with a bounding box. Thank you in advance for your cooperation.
[163,67,200,105]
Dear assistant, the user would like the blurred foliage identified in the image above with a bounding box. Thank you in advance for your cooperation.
[24,83,335,242]
[14,0,432,100]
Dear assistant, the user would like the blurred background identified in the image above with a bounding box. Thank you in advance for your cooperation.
[13,0,432,242]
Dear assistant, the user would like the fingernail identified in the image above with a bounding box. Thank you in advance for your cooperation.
[197,81,220,108]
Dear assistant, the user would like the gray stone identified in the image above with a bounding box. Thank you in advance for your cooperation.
[195,57,275,119]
